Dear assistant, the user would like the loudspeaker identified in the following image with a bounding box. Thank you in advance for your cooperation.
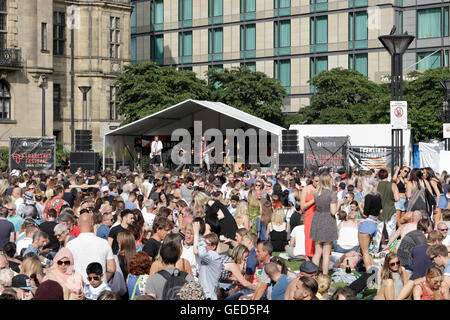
[70,152,99,173]
[279,153,303,170]
[281,129,298,153]
[75,130,92,151]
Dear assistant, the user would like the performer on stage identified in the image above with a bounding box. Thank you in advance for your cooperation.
[150,136,163,168]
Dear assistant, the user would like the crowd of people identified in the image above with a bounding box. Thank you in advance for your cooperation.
[0,163,449,301]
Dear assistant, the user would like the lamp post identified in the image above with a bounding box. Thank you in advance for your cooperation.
[378,31,415,174]
[39,74,47,136]
[440,79,450,151]
[78,86,91,131]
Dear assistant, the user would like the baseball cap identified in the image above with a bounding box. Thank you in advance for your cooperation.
[23,191,34,200]
[11,274,38,291]
[299,261,319,274]
[230,195,240,201]
[101,186,109,193]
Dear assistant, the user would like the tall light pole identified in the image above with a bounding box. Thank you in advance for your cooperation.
[378,31,415,174]
[40,74,47,136]
[78,86,91,131]
[440,79,450,151]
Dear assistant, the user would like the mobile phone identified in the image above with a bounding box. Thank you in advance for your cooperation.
[256,269,263,276]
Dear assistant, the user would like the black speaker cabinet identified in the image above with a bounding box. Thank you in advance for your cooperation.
[70,152,99,173]
[279,153,303,170]
[75,130,92,151]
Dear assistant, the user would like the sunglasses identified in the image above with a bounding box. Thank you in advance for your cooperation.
[439,228,449,232]
[87,276,101,281]
[389,261,401,267]
[57,260,71,266]
[430,255,437,261]
[403,170,410,174]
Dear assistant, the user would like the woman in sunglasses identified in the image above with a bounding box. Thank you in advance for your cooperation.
[392,166,410,227]
[42,248,84,300]
[413,266,449,300]
[375,252,410,300]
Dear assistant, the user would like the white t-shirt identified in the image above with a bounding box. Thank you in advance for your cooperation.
[290,225,306,256]
[151,140,163,156]
[442,234,450,247]
[66,233,114,284]
[180,242,198,277]
[16,237,32,256]
[141,209,156,230]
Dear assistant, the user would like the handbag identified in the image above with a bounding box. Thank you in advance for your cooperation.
[108,255,128,296]
[424,188,436,208]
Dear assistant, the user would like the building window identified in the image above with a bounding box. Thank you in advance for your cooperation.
[310,16,328,53]
[310,0,327,13]
[417,51,442,70]
[274,59,291,94]
[208,28,223,61]
[151,0,164,31]
[53,12,65,55]
[241,61,256,72]
[417,8,447,39]
[131,37,136,64]
[240,0,256,20]
[0,0,6,50]
[131,3,136,34]
[110,86,119,121]
[41,23,48,52]
[0,80,10,120]
[179,0,192,28]
[209,0,223,24]
[349,12,368,49]
[310,56,328,92]
[274,20,290,55]
[348,0,367,8]
[274,0,290,16]
[110,17,120,58]
[53,84,61,121]
[240,23,256,58]
[150,35,164,65]
[348,53,368,76]
[178,31,192,64]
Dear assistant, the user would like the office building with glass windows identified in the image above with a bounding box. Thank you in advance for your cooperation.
[131,0,450,113]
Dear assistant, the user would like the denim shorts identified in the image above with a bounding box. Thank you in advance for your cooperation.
[435,195,449,210]
[394,197,408,211]
[358,220,378,238]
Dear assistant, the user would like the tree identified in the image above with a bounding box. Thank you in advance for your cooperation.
[207,66,287,126]
[297,68,390,125]
[115,62,210,125]
[403,67,450,142]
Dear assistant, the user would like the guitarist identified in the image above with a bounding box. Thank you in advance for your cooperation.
[150,136,163,168]
[200,136,214,172]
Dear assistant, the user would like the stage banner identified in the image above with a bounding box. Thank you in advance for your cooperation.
[304,136,348,170]
[348,146,394,170]
[9,137,56,171]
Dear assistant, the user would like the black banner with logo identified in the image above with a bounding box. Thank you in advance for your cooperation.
[348,146,397,170]
[304,136,349,170]
[9,137,56,171]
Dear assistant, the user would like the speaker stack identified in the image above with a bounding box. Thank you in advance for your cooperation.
[75,130,92,151]
[279,129,303,170]
[70,151,100,173]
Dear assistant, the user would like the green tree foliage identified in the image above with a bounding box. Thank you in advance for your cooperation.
[296,67,450,142]
[297,68,390,125]
[207,66,287,126]
[56,142,70,168]
[403,68,450,142]
[115,62,210,125]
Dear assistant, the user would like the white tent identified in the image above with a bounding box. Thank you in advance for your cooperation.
[103,99,285,170]
[289,123,413,166]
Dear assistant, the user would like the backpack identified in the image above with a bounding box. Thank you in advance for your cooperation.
[407,185,427,214]
[158,269,189,300]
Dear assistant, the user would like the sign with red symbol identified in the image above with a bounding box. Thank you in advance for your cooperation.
[390,101,408,129]
[444,123,450,139]
[9,137,56,171]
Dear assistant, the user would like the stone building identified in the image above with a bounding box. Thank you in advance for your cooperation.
[0,0,132,152]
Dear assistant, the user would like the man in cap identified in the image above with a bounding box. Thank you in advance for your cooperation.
[11,274,38,300]
[284,261,319,300]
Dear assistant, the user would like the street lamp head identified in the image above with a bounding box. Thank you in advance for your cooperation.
[378,33,415,56]
[78,86,91,94]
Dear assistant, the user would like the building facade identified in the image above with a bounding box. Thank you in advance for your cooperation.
[130,0,450,113]
[0,0,132,152]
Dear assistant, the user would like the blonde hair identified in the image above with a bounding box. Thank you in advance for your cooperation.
[192,192,211,217]
[271,208,285,225]
[230,244,249,265]
[21,256,42,277]
[0,268,16,286]
[426,267,444,300]
[134,177,146,197]
[317,274,331,295]
[234,201,248,225]
[0,179,9,198]
[347,210,358,220]
[247,189,260,208]
[314,173,332,196]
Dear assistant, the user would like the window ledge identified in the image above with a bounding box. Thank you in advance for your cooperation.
[0,120,17,124]
[41,50,50,54]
